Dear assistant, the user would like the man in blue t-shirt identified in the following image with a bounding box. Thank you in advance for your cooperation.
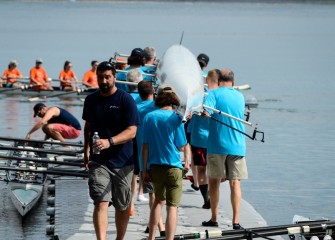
[201,69,247,230]
[82,61,139,240]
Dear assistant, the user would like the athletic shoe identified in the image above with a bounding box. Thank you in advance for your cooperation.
[233,223,242,230]
[202,200,211,209]
[202,219,218,227]
[137,194,149,202]
[144,226,149,233]
[191,183,200,191]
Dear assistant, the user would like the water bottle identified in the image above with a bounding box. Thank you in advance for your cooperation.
[92,132,100,155]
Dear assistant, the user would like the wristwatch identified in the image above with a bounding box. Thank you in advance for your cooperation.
[109,137,114,146]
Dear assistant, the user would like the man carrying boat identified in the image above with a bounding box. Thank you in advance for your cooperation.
[82,61,139,240]
[1,60,23,88]
[26,103,81,142]
[29,58,53,90]
[201,69,247,230]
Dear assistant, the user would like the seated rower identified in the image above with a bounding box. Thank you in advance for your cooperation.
[29,58,53,90]
[59,60,79,91]
[1,60,23,88]
[82,60,99,89]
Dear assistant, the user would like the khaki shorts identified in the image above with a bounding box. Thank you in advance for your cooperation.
[207,154,248,180]
[88,162,133,211]
[150,165,183,207]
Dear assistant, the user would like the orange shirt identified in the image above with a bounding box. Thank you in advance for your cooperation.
[29,67,48,90]
[59,70,76,87]
[2,69,22,83]
[82,69,98,88]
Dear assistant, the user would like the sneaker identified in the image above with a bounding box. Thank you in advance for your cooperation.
[144,226,149,233]
[137,194,149,202]
[233,223,242,230]
[191,183,200,191]
[202,200,211,209]
[202,219,218,227]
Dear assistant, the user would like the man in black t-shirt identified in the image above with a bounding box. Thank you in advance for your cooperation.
[82,61,139,240]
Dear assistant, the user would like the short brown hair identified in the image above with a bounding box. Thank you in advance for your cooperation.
[155,86,180,108]
[138,81,154,100]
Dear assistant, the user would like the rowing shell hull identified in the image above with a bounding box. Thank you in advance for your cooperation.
[0,88,95,99]
[9,181,44,216]
[156,45,204,120]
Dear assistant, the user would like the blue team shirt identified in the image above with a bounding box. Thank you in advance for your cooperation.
[204,87,246,156]
[82,89,140,169]
[136,100,158,171]
[142,109,187,170]
[116,67,148,92]
[130,91,142,104]
[190,114,210,148]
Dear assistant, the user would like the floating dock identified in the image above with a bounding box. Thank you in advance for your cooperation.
[50,177,274,240]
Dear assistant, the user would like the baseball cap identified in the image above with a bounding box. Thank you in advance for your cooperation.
[197,53,209,66]
[33,103,46,117]
[36,58,43,64]
[116,57,127,64]
[9,60,18,66]
[130,48,145,58]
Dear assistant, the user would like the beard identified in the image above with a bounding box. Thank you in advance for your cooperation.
[99,83,113,94]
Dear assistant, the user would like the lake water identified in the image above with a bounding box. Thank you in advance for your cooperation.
[0,1,335,239]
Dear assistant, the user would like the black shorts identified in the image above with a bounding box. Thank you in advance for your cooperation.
[191,145,207,166]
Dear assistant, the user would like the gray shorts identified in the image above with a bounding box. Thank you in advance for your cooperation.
[207,154,248,180]
[88,161,134,211]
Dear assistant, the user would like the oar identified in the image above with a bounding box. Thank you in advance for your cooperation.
[0,154,84,167]
[0,84,39,93]
[0,166,88,177]
[28,89,84,102]
[115,80,138,86]
[0,136,83,147]
[150,220,335,240]
[0,145,82,156]
[203,84,251,91]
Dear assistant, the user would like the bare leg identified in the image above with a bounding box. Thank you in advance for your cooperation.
[115,208,130,240]
[165,205,178,240]
[42,124,65,142]
[209,177,221,222]
[129,173,136,215]
[93,201,109,240]
[230,179,241,224]
[148,199,164,240]
[148,193,165,232]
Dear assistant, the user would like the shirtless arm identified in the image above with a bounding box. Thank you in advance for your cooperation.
[26,107,60,139]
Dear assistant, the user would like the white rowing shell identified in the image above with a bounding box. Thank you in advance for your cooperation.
[156,45,204,121]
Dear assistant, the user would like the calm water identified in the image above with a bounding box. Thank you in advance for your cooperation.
[1,1,335,239]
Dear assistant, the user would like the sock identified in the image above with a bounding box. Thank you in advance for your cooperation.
[199,184,209,203]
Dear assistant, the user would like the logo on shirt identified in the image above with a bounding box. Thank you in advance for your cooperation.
[109,105,120,109]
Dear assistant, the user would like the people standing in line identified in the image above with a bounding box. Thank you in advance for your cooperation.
[1,60,23,88]
[197,53,210,79]
[116,48,146,92]
[189,69,220,209]
[82,60,99,89]
[141,46,157,81]
[142,86,190,240]
[29,58,53,90]
[201,69,247,230]
[26,103,81,142]
[59,60,79,91]
[136,81,165,236]
[82,61,139,240]
[126,69,147,218]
